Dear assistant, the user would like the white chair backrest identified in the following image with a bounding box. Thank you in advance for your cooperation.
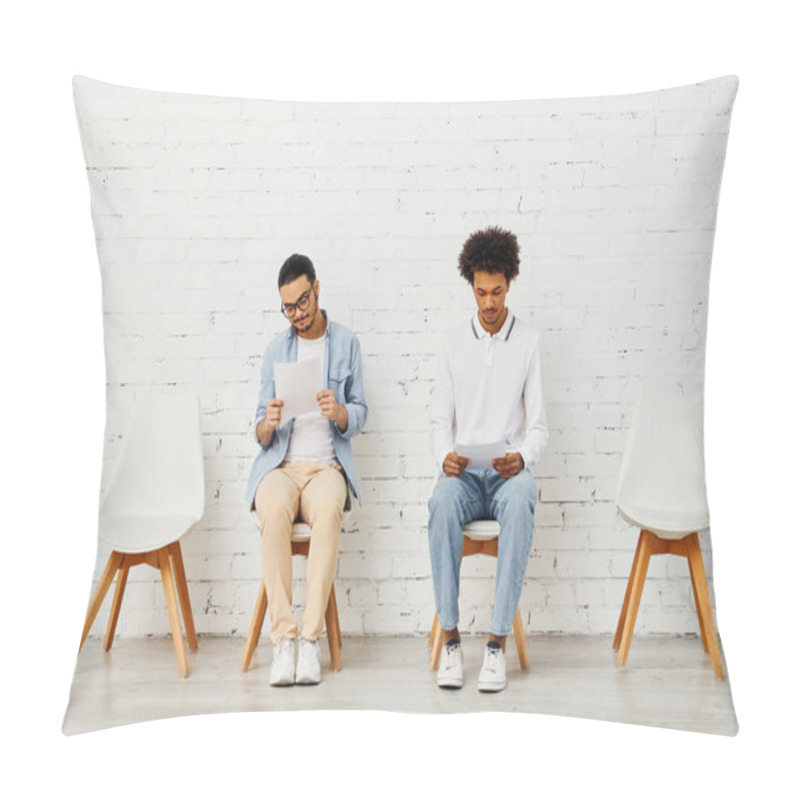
[616,381,709,537]
[99,391,205,523]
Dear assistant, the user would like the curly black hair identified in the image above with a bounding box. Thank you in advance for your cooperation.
[458,226,520,284]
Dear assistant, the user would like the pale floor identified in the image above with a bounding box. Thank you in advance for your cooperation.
[63,634,738,736]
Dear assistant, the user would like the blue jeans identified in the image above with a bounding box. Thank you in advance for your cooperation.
[428,469,536,636]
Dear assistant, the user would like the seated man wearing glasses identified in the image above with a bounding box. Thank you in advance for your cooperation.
[245,254,367,686]
[428,226,548,693]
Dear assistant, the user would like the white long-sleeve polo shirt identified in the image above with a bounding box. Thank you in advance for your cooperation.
[430,311,548,473]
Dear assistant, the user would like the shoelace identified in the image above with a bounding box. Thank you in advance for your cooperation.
[443,642,460,664]
[483,648,501,672]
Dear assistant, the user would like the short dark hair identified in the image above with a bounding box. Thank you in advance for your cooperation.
[278,253,316,288]
[458,226,520,284]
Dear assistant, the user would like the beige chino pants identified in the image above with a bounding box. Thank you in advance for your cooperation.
[254,461,347,642]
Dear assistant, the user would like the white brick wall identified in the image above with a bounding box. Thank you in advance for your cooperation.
[74,76,735,639]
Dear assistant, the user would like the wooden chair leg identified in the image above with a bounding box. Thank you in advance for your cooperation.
[512,607,530,670]
[241,582,268,672]
[686,547,711,654]
[428,613,437,648]
[103,564,129,651]
[328,583,342,649]
[324,586,342,671]
[685,533,724,679]
[79,551,124,652]
[157,547,189,678]
[616,530,653,667]
[169,542,198,651]
[613,531,645,650]
[429,613,444,671]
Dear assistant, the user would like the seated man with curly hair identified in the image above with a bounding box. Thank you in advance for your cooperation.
[428,226,548,692]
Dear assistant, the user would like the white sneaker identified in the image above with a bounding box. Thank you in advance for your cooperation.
[477,643,506,692]
[269,637,296,686]
[296,636,322,685]
[437,639,463,689]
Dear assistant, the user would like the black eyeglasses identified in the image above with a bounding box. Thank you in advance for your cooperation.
[281,287,315,318]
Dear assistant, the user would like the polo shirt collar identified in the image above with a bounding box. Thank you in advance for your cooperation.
[471,310,516,341]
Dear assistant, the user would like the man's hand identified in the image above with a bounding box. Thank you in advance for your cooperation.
[256,398,284,446]
[492,452,524,479]
[317,390,348,431]
[443,451,470,477]
[264,398,284,432]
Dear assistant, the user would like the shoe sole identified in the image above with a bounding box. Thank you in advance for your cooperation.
[477,681,506,692]
[296,676,321,685]
[269,678,295,687]
[437,677,463,689]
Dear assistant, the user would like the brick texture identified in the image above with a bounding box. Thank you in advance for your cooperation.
[74,76,736,639]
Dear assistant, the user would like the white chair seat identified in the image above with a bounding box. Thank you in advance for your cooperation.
[99,514,201,554]
[617,506,709,540]
[289,523,311,540]
[250,489,353,539]
[462,519,501,540]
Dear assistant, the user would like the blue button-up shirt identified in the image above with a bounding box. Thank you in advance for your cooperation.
[245,311,368,507]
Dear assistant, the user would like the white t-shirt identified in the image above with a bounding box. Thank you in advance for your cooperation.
[284,334,337,464]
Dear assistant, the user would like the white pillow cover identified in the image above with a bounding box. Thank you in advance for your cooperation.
[69,74,738,732]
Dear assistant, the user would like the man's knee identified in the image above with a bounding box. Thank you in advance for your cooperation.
[304,491,345,533]
[428,479,470,552]
[428,476,464,516]
[310,505,344,531]
[495,471,537,518]
[257,494,295,535]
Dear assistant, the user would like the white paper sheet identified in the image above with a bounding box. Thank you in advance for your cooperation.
[274,357,324,420]
[455,440,506,471]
